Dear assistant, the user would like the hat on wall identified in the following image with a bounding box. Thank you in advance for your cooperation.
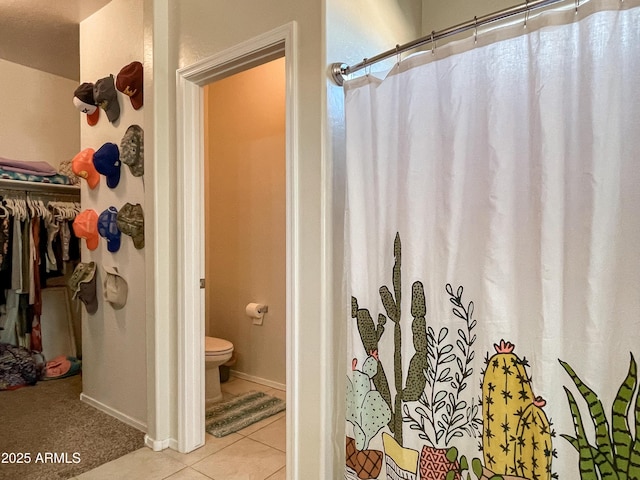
[72,209,99,250]
[116,61,143,110]
[98,207,121,253]
[103,266,128,310]
[94,75,120,123]
[72,82,100,126]
[71,148,99,189]
[116,203,144,249]
[93,142,121,188]
[68,262,98,314]
[120,125,144,177]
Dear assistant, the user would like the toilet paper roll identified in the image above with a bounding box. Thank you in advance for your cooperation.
[245,303,266,319]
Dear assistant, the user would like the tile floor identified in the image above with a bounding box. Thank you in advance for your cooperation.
[73,378,286,480]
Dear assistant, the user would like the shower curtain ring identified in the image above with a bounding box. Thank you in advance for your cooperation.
[474,16,478,43]
[431,31,436,55]
[575,0,580,13]
[524,1,530,27]
[395,44,401,65]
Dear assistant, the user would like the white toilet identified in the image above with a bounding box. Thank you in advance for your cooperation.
[205,336,234,404]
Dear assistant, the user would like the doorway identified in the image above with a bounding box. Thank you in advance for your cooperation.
[204,57,287,389]
[175,23,296,460]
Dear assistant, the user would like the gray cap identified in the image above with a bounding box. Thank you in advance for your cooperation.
[94,75,120,123]
[120,125,144,177]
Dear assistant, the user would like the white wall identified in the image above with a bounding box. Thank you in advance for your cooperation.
[204,58,287,387]
[422,0,514,36]
[0,59,80,168]
[78,0,147,430]
[151,0,331,475]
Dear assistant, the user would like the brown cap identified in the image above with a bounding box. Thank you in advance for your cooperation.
[116,61,143,110]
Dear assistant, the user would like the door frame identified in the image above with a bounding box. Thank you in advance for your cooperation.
[175,22,297,455]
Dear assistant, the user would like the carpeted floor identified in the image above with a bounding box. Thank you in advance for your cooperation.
[0,374,145,480]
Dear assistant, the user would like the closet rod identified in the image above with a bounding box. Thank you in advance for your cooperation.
[0,179,80,197]
[330,0,568,85]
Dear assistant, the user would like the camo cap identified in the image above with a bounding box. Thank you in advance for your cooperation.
[116,203,144,249]
[68,262,98,314]
[120,125,144,177]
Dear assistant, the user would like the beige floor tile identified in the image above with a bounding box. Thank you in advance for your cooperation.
[164,467,213,479]
[76,447,185,480]
[220,378,272,396]
[162,433,243,466]
[265,467,286,480]
[248,416,286,452]
[191,437,285,480]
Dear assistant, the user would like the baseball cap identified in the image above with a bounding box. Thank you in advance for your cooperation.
[94,75,120,123]
[71,148,99,189]
[73,82,100,126]
[116,203,144,249]
[116,61,143,110]
[98,207,121,252]
[120,125,144,177]
[73,209,99,250]
[68,262,98,314]
[103,266,128,310]
[93,143,121,189]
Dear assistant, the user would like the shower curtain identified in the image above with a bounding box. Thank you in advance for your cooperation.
[344,3,640,480]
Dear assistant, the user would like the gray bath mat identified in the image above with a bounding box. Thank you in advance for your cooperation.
[205,390,286,437]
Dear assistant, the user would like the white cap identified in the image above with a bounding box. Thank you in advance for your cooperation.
[103,266,128,310]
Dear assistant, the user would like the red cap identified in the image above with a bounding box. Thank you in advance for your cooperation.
[73,210,99,250]
[116,61,143,110]
[71,148,99,189]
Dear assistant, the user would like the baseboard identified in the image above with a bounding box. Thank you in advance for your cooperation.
[80,393,147,433]
[144,435,177,452]
[229,370,286,391]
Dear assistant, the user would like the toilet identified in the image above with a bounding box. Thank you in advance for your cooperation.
[205,336,234,404]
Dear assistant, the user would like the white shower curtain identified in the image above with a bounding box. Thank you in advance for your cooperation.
[344,2,640,480]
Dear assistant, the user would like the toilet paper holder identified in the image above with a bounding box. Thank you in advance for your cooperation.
[246,303,268,325]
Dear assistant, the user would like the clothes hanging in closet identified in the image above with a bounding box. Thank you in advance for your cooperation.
[0,196,80,350]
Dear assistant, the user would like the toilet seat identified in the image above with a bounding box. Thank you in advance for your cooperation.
[205,336,233,356]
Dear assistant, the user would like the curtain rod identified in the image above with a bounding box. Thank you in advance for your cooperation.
[330,0,570,86]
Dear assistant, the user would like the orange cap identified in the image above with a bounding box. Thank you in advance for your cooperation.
[73,209,99,250]
[71,148,99,189]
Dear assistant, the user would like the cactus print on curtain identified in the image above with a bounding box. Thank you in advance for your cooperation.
[343,4,640,480]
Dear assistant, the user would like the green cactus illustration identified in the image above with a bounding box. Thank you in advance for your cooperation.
[351,233,429,446]
[481,340,554,479]
[352,296,392,421]
[347,353,393,451]
[403,281,429,402]
[444,447,503,480]
[559,353,640,480]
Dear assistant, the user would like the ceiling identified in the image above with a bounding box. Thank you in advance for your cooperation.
[0,0,112,80]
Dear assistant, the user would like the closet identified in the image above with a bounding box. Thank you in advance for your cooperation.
[0,179,81,367]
